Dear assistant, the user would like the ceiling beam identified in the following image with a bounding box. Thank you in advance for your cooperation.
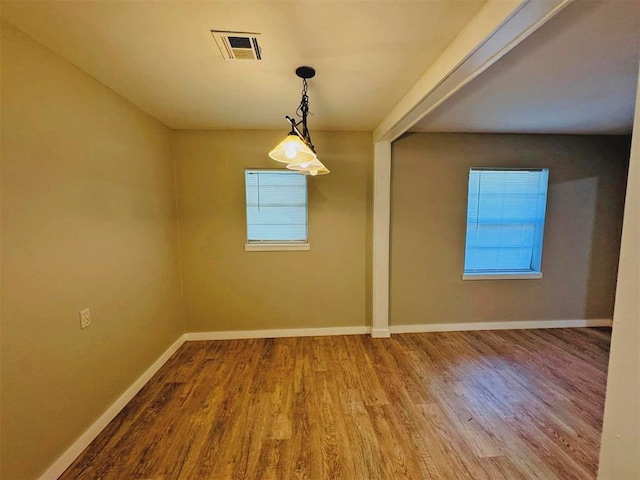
[373,0,574,142]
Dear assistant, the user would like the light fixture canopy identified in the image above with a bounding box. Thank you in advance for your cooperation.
[269,66,329,174]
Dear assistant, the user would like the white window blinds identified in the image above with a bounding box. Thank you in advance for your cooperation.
[464,168,549,274]
[245,170,308,243]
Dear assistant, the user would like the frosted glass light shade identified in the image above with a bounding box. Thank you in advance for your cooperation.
[269,134,316,164]
[286,158,330,176]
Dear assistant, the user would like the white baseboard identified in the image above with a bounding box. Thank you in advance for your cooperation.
[390,318,613,334]
[184,325,371,341]
[39,335,186,480]
[184,320,611,340]
[371,328,391,338]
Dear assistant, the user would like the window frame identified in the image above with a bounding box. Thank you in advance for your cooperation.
[244,169,310,252]
[462,167,549,280]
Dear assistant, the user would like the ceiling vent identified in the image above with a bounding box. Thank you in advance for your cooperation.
[211,30,262,60]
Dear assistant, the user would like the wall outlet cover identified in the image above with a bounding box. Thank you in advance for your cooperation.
[80,308,91,329]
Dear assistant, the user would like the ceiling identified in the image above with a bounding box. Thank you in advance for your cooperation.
[0,0,486,131]
[411,0,640,135]
[1,1,638,135]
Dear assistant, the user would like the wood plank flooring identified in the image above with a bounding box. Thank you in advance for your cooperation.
[60,328,611,480]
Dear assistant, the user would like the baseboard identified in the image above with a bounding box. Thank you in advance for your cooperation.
[183,319,613,341]
[39,335,186,480]
[184,325,371,341]
[389,318,613,334]
[371,328,391,338]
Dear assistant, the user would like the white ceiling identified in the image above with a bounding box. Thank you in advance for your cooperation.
[411,0,640,135]
[0,0,486,131]
[2,1,638,135]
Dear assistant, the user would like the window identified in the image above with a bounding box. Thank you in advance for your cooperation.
[245,169,309,251]
[463,168,549,279]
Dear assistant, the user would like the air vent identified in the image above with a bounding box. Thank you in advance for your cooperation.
[211,30,262,60]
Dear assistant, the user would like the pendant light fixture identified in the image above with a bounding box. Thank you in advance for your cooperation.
[269,66,329,175]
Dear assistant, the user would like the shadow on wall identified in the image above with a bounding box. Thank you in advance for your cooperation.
[545,139,629,319]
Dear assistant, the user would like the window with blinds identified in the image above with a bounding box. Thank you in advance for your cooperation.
[463,168,549,278]
[245,169,308,244]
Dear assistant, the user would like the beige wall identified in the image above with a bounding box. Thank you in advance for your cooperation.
[0,21,184,480]
[390,133,629,326]
[598,66,640,479]
[174,130,372,332]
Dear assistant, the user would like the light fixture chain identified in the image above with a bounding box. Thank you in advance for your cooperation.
[296,78,309,121]
[296,78,313,150]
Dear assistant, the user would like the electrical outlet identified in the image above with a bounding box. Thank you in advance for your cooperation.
[80,308,91,329]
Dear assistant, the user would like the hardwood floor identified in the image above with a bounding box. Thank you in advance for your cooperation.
[60,328,611,480]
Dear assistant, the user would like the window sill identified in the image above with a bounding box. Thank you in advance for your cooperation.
[245,243,310,252]
[462,272,543,280]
